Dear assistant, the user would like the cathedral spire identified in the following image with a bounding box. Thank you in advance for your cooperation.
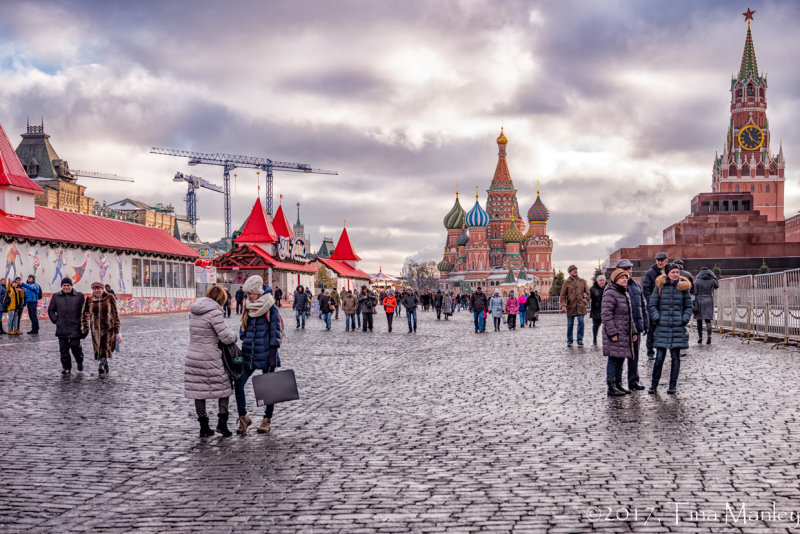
[738,8,759,80]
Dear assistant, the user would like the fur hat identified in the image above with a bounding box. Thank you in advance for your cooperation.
[90,281,104,289]
[610,268,629,283]
[243,275,264,295]
[61,277,73,286]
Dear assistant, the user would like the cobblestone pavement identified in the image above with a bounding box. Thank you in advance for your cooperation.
[2,308,800,533]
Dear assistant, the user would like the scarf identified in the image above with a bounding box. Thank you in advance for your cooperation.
[241,293,275,331]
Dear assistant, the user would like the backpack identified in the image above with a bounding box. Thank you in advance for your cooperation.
[2,291,9,311]
[36,284,42,300]
[218,341,243,382]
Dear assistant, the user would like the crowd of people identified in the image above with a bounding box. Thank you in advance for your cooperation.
[565,253,719,397]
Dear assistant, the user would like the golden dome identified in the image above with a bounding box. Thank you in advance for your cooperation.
[496,127,508,145]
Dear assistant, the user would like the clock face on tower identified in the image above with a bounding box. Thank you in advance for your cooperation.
[738,124,764,151]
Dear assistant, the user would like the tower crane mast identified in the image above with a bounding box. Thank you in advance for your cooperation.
[173,172,224,231]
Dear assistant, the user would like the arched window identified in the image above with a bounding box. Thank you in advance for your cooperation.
[766,184,770,193]
[750,185,755,193]
[729,164,737,177]
[735,185,739,192]
[742,164,750,176]
[736,88,743,99]
[747,83,755,96]
[756,164,765,176]
[770,164,778,175]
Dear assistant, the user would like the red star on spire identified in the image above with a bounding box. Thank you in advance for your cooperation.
[742,7,755,22]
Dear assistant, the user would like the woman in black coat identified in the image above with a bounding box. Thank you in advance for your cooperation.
[693,267,718,344]
[589,275,606,346]
[648,264,693,394]
[601,269,637,396]
[526,291,541,327]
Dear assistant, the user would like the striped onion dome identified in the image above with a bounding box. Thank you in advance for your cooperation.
[443,194,466,230]
[465,198,489,228]
[437,258,453,272]
[527,194,549,222]
[503,220,524,244]
[456,227,469,246]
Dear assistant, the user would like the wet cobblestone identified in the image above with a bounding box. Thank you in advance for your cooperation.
[2,309,800,532]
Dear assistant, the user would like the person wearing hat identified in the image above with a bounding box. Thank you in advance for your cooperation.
[648,263,692,394]
[602,268,639,396]
[641,252,668,359]
[382,289,397,332]
[47,277,86,375]
[616,259,647,390]
[560,265,590,346]
[589,274,606,346]
[672,259,694,293]
[236,274,282,434]
[488,288,504,332]
[469,287,488,333]
[81,281,120,376]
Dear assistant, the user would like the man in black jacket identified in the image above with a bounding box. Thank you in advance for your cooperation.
[589,275,606,346]
[357,286,377,332]
[469,287,488,333]
[235,286,245,314]
[641,252,668,360]
[434,289,444,320]
[402,288,419,333]
[47,277,85,375]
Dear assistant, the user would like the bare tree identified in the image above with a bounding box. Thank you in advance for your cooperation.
[404,260,440,292]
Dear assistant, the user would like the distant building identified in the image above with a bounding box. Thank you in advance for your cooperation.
[103,198,176,233]
[314,236,335,259]
[14,121,94,214]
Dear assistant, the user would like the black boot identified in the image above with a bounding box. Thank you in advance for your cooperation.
[607,379,625,396]
[216,414,232,437]
[615,381,631,394]
[706,335,711,345]
[629,381,646,391]
[198,417,215,437]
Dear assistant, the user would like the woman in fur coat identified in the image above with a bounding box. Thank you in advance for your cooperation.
[81,281,120,376]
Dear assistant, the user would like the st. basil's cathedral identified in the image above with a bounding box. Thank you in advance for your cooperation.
[437,129,554,294]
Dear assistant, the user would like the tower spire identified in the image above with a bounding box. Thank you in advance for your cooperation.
[739,8,759,80]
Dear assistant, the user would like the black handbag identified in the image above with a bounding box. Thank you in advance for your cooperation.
[692,299,699,314]
[218,341,243,381]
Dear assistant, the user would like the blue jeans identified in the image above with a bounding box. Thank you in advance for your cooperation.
[652,347,681,390]
[7,309,19,331]
[357,313,362,327]
[235,366,276,418]
[566,315,584,344]
[606,356,624,381]
[406,309,417,332]
[473,310,485,331]
[519,309,526,327]
[26,302,39,332]
[295,309,306,328]
[322,312,332,329]
[346,314,356,330]
[395,303,402,317]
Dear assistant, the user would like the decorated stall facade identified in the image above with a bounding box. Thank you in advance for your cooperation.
[312,227,371,292]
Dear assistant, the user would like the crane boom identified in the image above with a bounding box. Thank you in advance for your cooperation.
[72,169,134,182]
[150,146,338,239]
[173,172,223,230]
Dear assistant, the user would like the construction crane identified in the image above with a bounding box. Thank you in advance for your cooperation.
[150,147,338,239]
[173,171,224,231]
[71,169,134,182]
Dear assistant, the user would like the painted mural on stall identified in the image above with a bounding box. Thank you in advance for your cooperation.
[0,240,132,294]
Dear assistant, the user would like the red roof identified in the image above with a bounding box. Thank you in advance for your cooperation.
[329,227,361,261]
[0,122,43,193]
[271,204,294,239]
[234,198,277,244]
[0,206,198,258]
[317,257,370,279]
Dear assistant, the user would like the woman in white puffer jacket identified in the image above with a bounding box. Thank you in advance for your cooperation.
[185,285,238,437]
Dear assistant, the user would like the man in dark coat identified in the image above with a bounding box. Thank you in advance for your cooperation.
[319,290,334,330]
[292,285,308,329]
[616,259,647,390]
[469,287,488,333]
[47,277,85,375]
[402,288,419,333]
[235,286,245,314]
[589,275,606,346]
[0,278,6,334]
[527,290,541,327]
[641,252,668,359]
[434,289,444,320]
[358,285,378,332]
[693,267,719,344]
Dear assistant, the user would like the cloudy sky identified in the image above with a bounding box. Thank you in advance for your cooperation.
[1,0,798,275]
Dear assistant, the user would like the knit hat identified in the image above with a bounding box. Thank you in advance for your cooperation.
[243,275,264,295]
[610,268,629,283]
[494,288,500,295]
[665,263,680,275]
[61,277,73,286]
[596,274,606,282]
[568,265,577,273]
[673,259,684,266]
[90,281,104,289]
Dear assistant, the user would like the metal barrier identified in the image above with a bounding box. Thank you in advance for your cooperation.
[713,268,800,349]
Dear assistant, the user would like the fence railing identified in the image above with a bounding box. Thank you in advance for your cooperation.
[713,268,800,348]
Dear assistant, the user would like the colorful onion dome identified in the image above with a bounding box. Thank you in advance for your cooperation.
[496,127,508,145]
[528,193,549,222]
[503,219,524,244]
[456,227,469,246]
[443,193,466,230]
[437,258,453,272]
[465,196,490,228]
